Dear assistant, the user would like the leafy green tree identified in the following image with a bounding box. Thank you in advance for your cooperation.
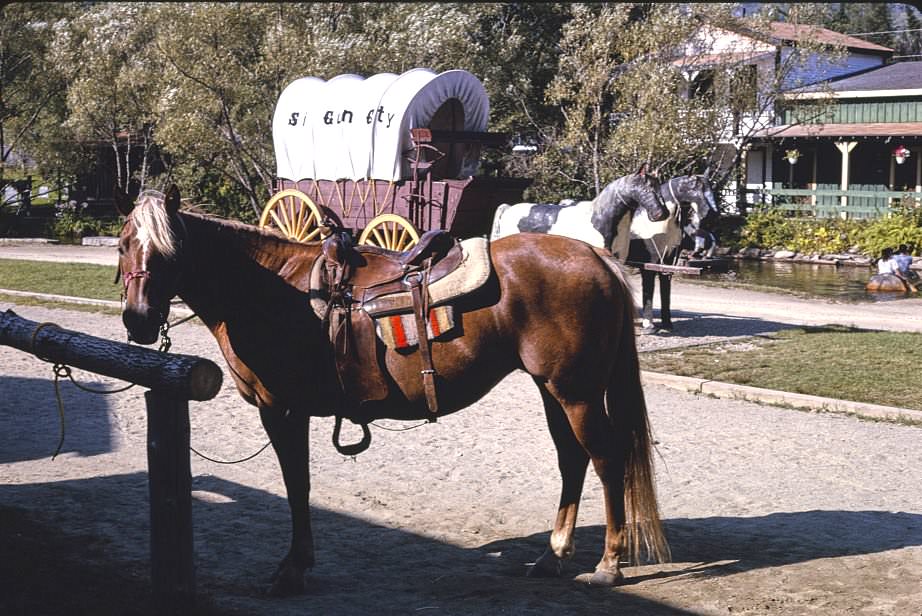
[899,5,922,57]
[525,3,844,205]
[54,3,164,192]
[0,2,76,202]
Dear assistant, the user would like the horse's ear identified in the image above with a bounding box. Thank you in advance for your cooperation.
[113,184,134,216]
[164,184,181,215]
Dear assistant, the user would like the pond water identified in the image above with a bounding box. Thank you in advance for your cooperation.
[696,259,912,303]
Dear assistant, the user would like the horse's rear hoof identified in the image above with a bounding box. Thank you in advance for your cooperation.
[588,569,624,586]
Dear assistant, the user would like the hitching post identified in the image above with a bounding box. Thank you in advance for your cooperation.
[0,309,222,614]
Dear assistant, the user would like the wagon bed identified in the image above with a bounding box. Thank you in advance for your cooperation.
[261,69,530,250]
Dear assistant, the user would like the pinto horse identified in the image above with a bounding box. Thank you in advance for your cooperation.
[628,175,720,333]
[114,186,669,596]
[490,166,669,260]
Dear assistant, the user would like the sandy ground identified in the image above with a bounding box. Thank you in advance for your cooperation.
[2,246,922,614]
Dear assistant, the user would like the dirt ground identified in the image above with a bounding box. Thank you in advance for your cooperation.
[1,298,921,616]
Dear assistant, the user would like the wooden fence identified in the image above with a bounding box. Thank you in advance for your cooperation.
[0,309,223,615]
[744,188,922,219]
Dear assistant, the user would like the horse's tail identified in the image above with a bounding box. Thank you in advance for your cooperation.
[489,203,512,241]
[602,252,671,566]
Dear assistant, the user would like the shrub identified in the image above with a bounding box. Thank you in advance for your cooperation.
[854,204,922,257]
[52,211,122,241]
[731,205,922,257]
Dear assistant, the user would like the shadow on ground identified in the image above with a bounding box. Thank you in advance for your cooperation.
[0,376,115,463]
[484,509,922,585]
[3,470,922,616]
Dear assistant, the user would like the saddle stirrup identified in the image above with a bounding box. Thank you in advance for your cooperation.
[408,258,440,416]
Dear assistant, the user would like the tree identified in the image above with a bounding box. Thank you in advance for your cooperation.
[523,3,844,204]
[0,3,76,204]
[54,4,164,193]
[899,5,922,58]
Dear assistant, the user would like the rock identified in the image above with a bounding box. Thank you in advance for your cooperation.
[81,236,119,247]
[773,250,796,259]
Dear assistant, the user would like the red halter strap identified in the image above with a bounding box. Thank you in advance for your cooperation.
[123,270,150,288]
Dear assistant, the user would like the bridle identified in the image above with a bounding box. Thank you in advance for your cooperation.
[122,269,151,288]
[116,206,189,346]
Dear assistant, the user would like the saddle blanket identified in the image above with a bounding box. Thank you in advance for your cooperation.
[375,305,455,349]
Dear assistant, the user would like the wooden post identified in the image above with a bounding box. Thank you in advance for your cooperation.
[147,389,196,615]
[835,141,857,220]
[889,155,896,208]
[0,309,221,612]
[915,148,922,192]
[810,149,818,209]
[0,310,221,401]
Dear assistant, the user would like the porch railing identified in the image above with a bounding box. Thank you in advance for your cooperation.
[743,188,922,219]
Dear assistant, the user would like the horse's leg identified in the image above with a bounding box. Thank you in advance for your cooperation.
[528,378,590,578]
[658,273,673,331]
[259,404,314,596]
[640,269,657,334]
[543,385,629,586]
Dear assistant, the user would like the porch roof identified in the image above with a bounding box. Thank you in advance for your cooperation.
[754,122,922,139]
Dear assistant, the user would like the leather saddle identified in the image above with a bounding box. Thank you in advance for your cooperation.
[310,229,474,418]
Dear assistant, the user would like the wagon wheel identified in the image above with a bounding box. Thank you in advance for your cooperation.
[259,189,328,243]
[358,213,420,251]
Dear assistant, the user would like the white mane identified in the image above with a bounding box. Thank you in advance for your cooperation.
[131,193,178,258]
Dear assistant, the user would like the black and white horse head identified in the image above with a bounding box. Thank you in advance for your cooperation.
[660,174,719,238]
[490,165,669,261]
[628,174,722,333]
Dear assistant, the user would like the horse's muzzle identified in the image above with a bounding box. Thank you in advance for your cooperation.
[122,306,164,345]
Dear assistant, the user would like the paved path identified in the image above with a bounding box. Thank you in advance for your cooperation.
[3,242,921,332]
[0,241,117,266]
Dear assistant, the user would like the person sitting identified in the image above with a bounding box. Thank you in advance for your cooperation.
[894,244,919,282]
[877,247,898,275]
[691,226,717,259]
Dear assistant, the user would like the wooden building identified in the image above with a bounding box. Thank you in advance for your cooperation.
[746,60,922,218]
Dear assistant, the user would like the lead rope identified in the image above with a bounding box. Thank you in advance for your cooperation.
[30,321,140,460]
[157,312,275,465]
[159,313,274,464]
[31,314,270,465]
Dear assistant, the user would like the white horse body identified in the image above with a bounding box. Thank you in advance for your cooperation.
[492,201,635,260]
[493,200,601,246]
[629,199,682,259]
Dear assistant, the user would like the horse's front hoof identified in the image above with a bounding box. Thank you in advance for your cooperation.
[588,568,624,586]
[267,571,305,597]
[528,549,564,578]
[267,560,306,596]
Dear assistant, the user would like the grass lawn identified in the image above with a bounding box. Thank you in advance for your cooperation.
[3,258,920,413]
[639,325,922,411]
[0,258,119,301]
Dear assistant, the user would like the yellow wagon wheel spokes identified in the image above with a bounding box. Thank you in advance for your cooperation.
[259,189,327,243]
[358,213,420,251]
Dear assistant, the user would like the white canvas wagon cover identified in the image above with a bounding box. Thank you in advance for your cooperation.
[272,68,489,183]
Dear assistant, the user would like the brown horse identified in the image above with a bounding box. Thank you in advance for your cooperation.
[114,185,669,595]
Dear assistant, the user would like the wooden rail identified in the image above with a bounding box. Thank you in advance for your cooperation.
[0,309,223,614]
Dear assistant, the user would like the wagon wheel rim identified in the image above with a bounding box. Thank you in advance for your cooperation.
[259,189,328,243]
[358,213,420,251]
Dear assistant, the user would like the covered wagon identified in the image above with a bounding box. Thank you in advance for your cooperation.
[262,68,531,249]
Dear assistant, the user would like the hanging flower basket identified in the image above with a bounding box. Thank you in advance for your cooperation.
[785,149,801,165]
[893,145,911,165]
